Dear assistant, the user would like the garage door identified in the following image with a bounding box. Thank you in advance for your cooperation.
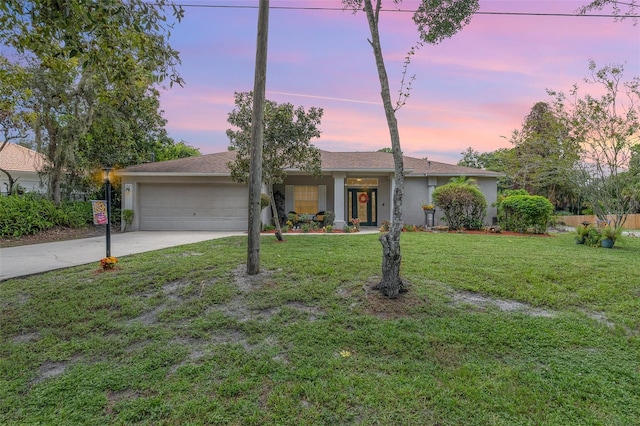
[139,183,248,231]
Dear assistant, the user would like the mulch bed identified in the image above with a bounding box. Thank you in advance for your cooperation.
[0,226,117,248]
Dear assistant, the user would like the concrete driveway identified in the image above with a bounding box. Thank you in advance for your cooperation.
[0,231,243,281]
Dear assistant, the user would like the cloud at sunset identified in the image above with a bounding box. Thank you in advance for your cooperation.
[160,0,639,164]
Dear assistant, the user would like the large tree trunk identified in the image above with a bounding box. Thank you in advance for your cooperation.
[363,0,406,298]
[246,0,270,274]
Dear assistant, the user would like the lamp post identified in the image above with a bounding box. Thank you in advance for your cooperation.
[102,167,112,258]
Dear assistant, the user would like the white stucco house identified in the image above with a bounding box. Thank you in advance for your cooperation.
[0,143,48,195]
[118,150,502,232]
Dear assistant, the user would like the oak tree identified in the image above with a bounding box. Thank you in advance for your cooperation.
[0,1,183,204]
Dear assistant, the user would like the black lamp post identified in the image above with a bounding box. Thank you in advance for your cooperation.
[102,167,112,258]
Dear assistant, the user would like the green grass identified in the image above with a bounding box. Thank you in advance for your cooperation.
[1,232,639,425]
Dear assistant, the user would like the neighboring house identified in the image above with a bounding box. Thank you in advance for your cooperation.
[0,143,48,195]
[118,150,502,232]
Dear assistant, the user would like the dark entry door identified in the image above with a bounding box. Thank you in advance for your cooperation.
[348,188,377,226]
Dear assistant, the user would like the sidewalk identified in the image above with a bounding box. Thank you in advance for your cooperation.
[0,231,241,281]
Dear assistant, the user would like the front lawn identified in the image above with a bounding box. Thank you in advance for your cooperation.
[1,232,638,425]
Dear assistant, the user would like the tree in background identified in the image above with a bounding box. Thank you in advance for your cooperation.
[0,56,31,152]
[0,1,184,204]
[550,61,640,229]
[0,56,34,193]
[226,92,323,241]
[458,147,510,174]
[343,0,479,298]
[505,102,581,211]
[29,59,94,205]
[459,101,582,212]
[154,140,201,162]
[457,147,484,169]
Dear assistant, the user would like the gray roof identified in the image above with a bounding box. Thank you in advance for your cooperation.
[120,150,502,177]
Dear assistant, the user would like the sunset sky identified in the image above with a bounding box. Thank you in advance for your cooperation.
[159,0,640,164]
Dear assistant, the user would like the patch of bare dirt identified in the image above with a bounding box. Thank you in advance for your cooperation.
[451,291,556,318]
[1,225,118,248]
[342,277,428,320]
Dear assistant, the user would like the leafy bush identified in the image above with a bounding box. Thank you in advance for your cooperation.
[0,195,56,237]
[432,182,487,230]
[59,201,93,227]
[323,211,335,226]
[497,192,554,234]
[0,196,93,238]
[576,224,621,247]
[584,225,602,247]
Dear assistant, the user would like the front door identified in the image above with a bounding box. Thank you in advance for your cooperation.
[348,188,377,226]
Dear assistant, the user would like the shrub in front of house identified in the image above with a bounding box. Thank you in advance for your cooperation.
[432,182,487,230]
[323,211,335,226]
[0,194,55,237]
[58,201,93,227]
[496,191,554,234]
[0,195,93,238]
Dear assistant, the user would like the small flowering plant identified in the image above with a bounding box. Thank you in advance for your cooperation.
[99,256,119,270]
[350,218,361,229]
[421,201,434,210]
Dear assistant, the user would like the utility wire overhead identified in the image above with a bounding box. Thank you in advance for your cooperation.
[166,2,639,19]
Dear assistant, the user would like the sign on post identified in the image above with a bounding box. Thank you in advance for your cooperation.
[91,200,108,225]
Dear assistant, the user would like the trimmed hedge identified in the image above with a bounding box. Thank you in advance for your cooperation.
[0,195,93,238]
[433,182,487,230]
[497,193,554,234]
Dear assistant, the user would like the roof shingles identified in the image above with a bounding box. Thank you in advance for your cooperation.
[120,150,501,177]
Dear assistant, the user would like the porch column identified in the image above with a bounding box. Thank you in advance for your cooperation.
[333,172,346,229]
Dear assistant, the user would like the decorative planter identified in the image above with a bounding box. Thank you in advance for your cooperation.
[601,238,614,249]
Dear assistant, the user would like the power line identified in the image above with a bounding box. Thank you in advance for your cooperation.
[168,2,639,19]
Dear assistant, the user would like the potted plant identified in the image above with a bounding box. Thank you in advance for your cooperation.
[575,223,590,244]
[420,201,434,211]
[600,225,620,248]
[122,209,134,232]
[99,256,119,270]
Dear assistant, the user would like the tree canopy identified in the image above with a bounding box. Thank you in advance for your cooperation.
[0,1,183,87]
[226,92,323,186]
[506,101,581,210]
[0,56,32,152]
[226,92,323,239]
[550,61,640,228]
[0,1,186,204]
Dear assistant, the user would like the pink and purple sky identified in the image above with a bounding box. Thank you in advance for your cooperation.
[160,0,640,164]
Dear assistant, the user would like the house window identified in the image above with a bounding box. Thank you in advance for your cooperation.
[293,185,318,214]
